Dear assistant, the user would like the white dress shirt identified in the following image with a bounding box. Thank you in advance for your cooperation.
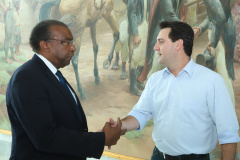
[36,53,77,104]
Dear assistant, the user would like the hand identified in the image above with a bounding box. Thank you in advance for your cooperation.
[206,42,213,52]
[133,34,141,45]
[180,16,185,22]
[192,26,201,39]
[102,117,122,147]
[109,118,127,135]
[107,118,127,150]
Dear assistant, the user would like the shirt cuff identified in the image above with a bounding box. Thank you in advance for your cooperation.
[218,130,240,144]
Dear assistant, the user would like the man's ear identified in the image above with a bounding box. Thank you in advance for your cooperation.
[40,41,49,52]
[175,39,183,51]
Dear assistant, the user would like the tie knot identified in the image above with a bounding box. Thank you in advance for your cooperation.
[56,70,63,78]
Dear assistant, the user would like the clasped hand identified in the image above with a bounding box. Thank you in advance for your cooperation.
[102,117,127,149]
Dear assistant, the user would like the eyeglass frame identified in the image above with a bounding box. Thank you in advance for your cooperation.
[47,39,74,46]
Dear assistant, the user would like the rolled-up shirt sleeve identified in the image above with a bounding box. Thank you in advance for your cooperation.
[218,130,240,144]
[207,74,240,144]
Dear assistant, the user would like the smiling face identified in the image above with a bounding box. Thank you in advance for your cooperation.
[154,28,176,67]
[46,25,76,69]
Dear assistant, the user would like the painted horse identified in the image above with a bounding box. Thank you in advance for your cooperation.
[39,0,119,99]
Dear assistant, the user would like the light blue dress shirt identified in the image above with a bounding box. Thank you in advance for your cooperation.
[129,58,240,156]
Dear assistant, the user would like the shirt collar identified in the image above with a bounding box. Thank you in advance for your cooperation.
[182,57,195,77]
[163,57,195,77]
[35,53,58,75]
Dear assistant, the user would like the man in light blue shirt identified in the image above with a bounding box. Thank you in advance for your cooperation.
[109,21,240,160]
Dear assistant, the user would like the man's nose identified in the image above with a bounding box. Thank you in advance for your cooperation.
[71,44,76,52]
[154,43,159,51]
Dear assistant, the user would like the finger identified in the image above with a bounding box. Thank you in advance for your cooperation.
[108,146,111,150]
[206,43,211,52]
[109,118,115,126]
[102,122,110,131]
[117,117,122,129]
[110,118,117,127]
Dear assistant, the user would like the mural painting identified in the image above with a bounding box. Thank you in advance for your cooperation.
[0,0,240,159]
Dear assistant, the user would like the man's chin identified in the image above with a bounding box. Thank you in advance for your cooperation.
[61,62,71,68]
[158,60,165,66]
[158,59,162,64]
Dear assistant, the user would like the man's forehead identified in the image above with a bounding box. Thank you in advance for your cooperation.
[160,28,171,34]
[50,25,73,39]
[158,28,171,39]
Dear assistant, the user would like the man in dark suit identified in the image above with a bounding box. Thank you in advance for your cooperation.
[6,20,124,160]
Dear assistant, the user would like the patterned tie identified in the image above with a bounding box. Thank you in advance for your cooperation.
[55,70,83,123]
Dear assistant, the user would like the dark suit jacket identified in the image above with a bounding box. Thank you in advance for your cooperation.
[6,54,105,160]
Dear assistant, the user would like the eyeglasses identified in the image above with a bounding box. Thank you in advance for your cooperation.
[47,39,74,46]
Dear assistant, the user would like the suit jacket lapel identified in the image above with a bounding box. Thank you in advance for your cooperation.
[65,80,88,130]
[32,55,88,129]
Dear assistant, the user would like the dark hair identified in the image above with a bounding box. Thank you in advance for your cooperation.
[29,20,68,52]
[159,21,194,57]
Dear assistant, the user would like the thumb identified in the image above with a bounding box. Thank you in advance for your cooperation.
[117,117,122,128]
[109,118,117,127]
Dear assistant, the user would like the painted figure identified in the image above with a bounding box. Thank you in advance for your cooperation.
[0,0,17,63]
[232,0,240,63]
[193,0,236,80]
[111,0,128,80]
[14,0,21,55]
[128,0,148,96]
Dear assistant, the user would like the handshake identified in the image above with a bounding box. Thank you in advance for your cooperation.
[101,117,127,149]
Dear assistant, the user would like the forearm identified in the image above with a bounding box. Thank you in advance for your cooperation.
[121,115,140,131]
[198,17,209,35]
[209,24,224,48]
[221,143,237,160]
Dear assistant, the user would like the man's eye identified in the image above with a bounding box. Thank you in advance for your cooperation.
[62,41,70,45]
[63,41,73,46]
